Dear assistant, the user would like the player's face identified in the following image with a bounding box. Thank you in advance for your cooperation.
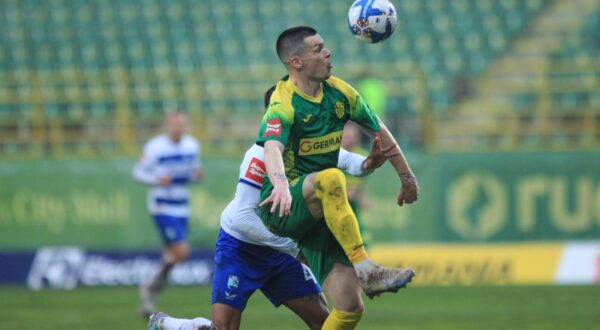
[166,114,187,142]
[300,34,332,81]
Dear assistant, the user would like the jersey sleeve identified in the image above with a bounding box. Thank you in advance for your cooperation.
[256,102,293,145]
[327,76,380,133]
[238,145,266,190]
[337,148,372,177]
[351,95,380,133]
[226,183,300,257]
[132,142,159,185]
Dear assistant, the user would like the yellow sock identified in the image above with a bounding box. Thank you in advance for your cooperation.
[315,168,368,264]
[322,308,363,330]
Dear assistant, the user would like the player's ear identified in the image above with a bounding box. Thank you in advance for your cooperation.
[289,55,303,70]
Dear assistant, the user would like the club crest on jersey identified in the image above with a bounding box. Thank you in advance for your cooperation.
[335,101,345,119]
[245,157,266,184]
[263,118,282,137]
[227,275,239,290]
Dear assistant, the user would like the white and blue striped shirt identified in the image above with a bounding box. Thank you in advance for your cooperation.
[133,134,201,218]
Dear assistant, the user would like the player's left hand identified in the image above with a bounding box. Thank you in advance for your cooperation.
[193,167,204,181]
[259,182,292,218]
[397,171,419,206]
[363,135,400,171]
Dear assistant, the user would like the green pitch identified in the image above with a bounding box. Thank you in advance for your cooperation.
[1,285,599,329]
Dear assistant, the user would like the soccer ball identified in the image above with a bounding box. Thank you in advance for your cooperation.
[347,0,398,43]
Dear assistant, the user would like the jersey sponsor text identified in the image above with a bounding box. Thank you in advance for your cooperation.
[298,131,343,156]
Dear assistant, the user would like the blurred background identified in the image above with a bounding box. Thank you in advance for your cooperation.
[1,0,599,328]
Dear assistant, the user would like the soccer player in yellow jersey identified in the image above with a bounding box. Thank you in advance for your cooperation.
[257,26,420,330]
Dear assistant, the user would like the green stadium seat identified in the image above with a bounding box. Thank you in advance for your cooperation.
[525,0,543,12]
[414,34,435,56]
[466,53,490,74]
[589,92,600,107]
[510,93,538,110]
[444,54,466,74]
[487,31,508,53]
[475,0,495,14]
[449,0,470,15]
[463,33,484,53]
[418,52,440,73]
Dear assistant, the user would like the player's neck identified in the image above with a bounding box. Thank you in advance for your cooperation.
[167,134,182,143]
[290,74,322,98]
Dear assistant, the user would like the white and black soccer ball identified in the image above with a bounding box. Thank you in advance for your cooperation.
[347,0,398,43]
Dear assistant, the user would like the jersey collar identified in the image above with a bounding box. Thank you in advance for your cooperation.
[286,79,324,103]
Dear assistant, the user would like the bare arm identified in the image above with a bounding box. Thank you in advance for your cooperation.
[338,136,399,177]
[360,117,419,206]
[258,140,292,217]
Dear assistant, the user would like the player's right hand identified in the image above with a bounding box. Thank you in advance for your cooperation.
[158,175,172,186]
[259,184,292,218]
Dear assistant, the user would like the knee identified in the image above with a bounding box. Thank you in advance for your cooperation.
[316,168,345,192]
[177,245,190,261]
[345,299,364,314]
[168,243,190,262]
[336,293,364,314]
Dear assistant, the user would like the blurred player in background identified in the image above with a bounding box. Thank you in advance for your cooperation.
[133,111,203,318]
[258,26,419,329]
[147,87,398,330]
[341,122,372,247]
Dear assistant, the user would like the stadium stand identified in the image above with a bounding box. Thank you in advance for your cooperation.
[432,0,600,150]
[0,0,597,156]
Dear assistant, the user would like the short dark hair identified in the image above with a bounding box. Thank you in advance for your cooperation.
[276,26,318,64]
[264,85,276,108]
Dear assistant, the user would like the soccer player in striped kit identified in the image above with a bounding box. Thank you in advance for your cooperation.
[133,111,203,318]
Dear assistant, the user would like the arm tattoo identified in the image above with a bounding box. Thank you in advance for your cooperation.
[400,171,417,184]
[273,172,288,182]
[400,171,418,196]
[400,171,415,184]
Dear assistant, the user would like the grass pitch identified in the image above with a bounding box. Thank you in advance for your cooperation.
[1,285,599,330]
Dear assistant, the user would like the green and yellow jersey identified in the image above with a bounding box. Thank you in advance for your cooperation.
[257,75,380,192]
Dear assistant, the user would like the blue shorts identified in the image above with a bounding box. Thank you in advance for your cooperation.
[211,229,321,311]
[153,215,188,245]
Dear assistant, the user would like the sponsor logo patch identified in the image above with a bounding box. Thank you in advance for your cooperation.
[227,274,239,290]
[298,131,343,156]
[263,118,282,137]
[245,157,266,184]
